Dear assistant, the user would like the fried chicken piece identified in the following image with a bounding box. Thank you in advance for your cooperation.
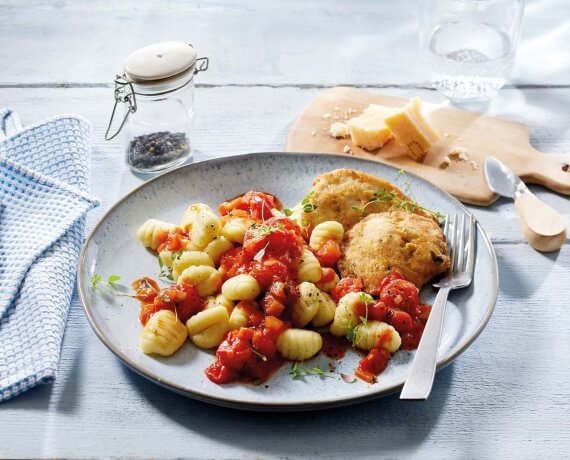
[338,211,450,290]
[298,169,435,231]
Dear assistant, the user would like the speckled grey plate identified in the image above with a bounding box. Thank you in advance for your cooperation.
[78,152,498,411]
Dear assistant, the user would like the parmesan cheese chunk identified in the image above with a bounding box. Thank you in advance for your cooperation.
[346,105,393,151]
[383,97,440,162]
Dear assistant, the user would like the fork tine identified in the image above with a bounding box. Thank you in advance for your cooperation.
[465,214,477,277]
[457,214,466,271]
[449,214,458,271]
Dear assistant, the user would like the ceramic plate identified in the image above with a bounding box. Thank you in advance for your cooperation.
[78,152,498,411]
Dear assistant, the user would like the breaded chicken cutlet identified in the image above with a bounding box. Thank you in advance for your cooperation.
[297,169,435,231]
[338,211,450,290]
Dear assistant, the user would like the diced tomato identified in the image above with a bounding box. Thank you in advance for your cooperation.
[400,317,426,350]
[330,277,363,303]
[319,267,336,284]
[264,315,286,333]
[249,258,291,291]
[355,367,376,384]
[153,283,202,323]
[376,271,405,295]
[132,277,159,304]
[156,230,189,253]
[386,309,414,334]
[356,347,391,383]
[216,329,254,371]
[368,300,389,322]
[252,329,276,359]
[219,191,282,221]
[219,247,247,280]
[315,240,342,267]
[243,217,302,259]
[236,300,264,327]
[205,361,237,384]
[380,278,420,316]
[261,293,286,317]
[419,304,432,322]
[139,303,164,325]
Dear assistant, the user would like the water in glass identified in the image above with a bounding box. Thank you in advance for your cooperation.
[427,20,514,101]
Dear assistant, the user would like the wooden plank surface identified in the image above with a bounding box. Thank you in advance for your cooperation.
[1,0,570,458]
[0,0,569,86]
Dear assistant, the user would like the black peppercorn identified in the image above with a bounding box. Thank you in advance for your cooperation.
[128,131,190,169]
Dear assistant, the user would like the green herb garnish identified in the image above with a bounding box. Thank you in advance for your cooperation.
[158,257,174,281]
[90,274,102,291]
[283,208,293,217]
[90,273,132,297]
[301,191,318,214]
[171,249,183,262]
[250,223,274,236]
[290,362,334,380]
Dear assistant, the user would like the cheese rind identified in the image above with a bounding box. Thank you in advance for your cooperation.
[383,98,440,162]
[347,106,393,151]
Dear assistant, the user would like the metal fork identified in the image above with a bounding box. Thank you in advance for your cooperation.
[400,213,477,400]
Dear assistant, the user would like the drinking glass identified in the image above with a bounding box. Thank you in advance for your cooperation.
[420,0,524,102]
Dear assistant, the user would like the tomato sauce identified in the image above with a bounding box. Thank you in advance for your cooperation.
[205,317,288,385]
[219,216,305,291]
[321,333,350,360]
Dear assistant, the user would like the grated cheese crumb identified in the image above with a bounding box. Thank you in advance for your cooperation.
[330,122,349,139]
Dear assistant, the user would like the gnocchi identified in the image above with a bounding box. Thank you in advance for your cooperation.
[136,219,179,251]
[329,292,363,337]
[131,182,433,386]
[191,208,222,248]
[221,274,260,301]
[171,251,215,280]
[309,220,344,250]
[178,265,222,296]
[352,321,401,353]
[140,310,188,356]
[276,329,323,361]
[297,248,322,283]
[222,217,254,244]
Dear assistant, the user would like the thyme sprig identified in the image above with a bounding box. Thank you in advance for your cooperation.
[351,170,443,222]
[89,273,132,297]
[346,293,374,347]
[290,362,334,380]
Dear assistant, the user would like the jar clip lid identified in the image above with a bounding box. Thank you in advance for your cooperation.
[105,42,208,141]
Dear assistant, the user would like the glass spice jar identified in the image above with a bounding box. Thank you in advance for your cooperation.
[105,42,209,173]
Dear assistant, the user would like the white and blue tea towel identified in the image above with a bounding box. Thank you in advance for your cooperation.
[0,109,99,402]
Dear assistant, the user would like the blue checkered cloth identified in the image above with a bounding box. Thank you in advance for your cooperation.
[0,109,99,402]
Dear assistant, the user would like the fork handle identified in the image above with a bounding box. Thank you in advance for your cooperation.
[400,286,451,400]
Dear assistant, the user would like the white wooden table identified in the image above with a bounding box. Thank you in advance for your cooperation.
[1,1,570,458]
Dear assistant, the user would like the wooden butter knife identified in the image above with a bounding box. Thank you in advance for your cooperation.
[484,156,567,252]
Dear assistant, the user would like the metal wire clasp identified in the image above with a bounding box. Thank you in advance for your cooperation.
[105,75,137,141]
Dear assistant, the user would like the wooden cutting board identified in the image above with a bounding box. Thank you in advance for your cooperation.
[285,87,570,205]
